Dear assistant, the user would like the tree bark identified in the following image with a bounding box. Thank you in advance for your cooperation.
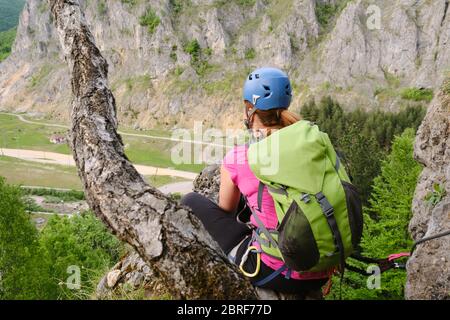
[48,0,256,300]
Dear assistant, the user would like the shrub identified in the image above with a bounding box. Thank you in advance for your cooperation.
[139,8,161,34]
[0,178,124,299]
[244,48,256,60]
[39,212,125,299]
[0,178,52,299]
[315,1,350,30]
[400,87,434,102]
[170,0,187,15]
[183,39,213,75]
[0,28,17,62]
[316,3,337,29]
[184,39,201,61]
[21,187,85,202]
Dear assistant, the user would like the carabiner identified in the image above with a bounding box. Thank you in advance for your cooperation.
[239,246,261,278]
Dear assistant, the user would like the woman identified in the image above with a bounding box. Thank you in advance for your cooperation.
[181,67,330,296]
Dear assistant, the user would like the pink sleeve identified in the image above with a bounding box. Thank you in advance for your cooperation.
[222,147,239,185]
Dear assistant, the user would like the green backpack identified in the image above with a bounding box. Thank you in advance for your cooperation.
[246,120,363,274]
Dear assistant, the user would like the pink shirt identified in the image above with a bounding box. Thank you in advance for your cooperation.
[222,145,330,280]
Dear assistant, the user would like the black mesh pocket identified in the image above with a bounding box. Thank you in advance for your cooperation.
[341,181,363,248]
[278,201,320,271]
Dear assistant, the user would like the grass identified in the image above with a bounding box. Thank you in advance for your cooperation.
[0,114,204,172]
[0,114,71,153]
[123,74,152,92]
[266,0,293,29]
[0,155,190,192]
[29,64,53,88]
[400,87,434,102]
[0,155,82,190]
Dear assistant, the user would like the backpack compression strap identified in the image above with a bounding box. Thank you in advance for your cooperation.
[315,192,346,273]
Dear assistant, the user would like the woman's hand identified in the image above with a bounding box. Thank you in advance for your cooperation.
[219,165,241,213]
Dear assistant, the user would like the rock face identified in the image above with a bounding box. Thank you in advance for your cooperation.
[1,0,450,128]
[405,76,450,300]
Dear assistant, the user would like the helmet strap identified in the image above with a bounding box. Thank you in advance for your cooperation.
[244,107,257,129]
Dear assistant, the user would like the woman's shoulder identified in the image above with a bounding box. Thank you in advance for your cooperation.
[222,144,248,167]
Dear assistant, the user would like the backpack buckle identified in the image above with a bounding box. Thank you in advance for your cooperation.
[315,192,334,218]
[301,193,311,203]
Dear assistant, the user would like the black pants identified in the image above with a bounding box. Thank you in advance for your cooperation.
[181,192,328,295]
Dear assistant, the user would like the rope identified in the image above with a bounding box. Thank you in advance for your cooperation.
[411,229,450,253]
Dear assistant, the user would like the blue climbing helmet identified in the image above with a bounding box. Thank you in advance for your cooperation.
[243,67,292,110]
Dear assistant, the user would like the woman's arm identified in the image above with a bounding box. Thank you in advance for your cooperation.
[219,165,241,213]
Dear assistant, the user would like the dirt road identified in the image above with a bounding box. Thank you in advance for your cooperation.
[0,148,198,180]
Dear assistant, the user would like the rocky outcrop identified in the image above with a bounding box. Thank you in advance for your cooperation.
[405,76,450,300]
[1,0,450,129]
[192,163,220,203]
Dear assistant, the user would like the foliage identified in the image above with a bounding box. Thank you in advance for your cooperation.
[183,39,213,76]
[121,0,139,7]
[300,97,425,203]
[184,39,201,60]
[244,48,256,60]
[0,28,16,62]
[139,8,161,34]
[236,0,256,5]
[21,188,85,202]
[0,177,124,299]
[424,183,446,207]
[170,0,191,15]
[39,212,125,299]
[0,0,25,32]
[401,87,434,102]
[328,129,421,300]
[22,196,51,213]
[315,1,349,30]
[0,178,52,299]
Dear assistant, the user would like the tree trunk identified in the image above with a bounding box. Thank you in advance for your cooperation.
[48,0,256,300]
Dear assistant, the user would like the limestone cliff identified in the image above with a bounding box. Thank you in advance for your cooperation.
[1,0,449,129]
[406,76,450,300]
